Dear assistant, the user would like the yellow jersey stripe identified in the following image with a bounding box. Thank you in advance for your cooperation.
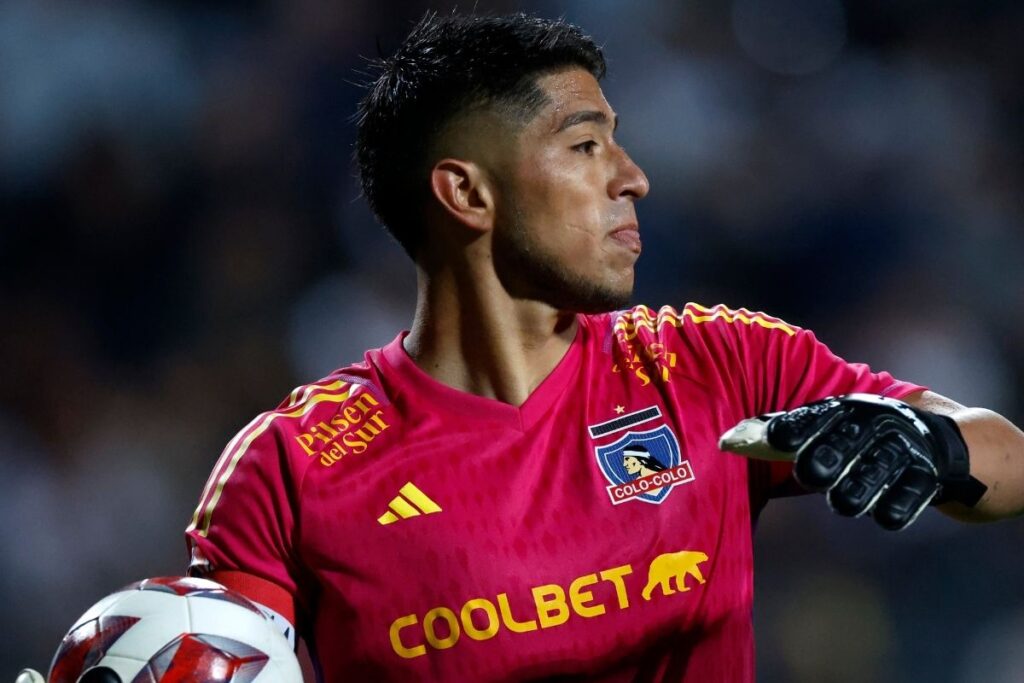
[400,482,442,513]
[684,304,796,336]
[285,379,346,409]
[190,386,351,536]
[188,411,269,531]
[614,304,796,338]
[187,380,351,531]
[388,496,421,519]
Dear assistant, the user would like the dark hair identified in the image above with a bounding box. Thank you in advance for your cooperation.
[623,445,666,472]
[355,12,606,258]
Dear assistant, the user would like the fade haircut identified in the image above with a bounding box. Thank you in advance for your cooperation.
[355,12,606,258]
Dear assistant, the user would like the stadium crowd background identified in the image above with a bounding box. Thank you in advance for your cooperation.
[2,0,1022,680]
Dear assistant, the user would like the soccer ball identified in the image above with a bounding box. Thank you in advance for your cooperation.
[47,576,302,683]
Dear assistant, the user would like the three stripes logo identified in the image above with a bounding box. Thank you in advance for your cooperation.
[378,482,442,526]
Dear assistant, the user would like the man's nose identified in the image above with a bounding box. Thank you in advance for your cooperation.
[610,146,650,200]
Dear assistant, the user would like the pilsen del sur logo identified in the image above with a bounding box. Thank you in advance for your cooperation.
[589,406,695,505]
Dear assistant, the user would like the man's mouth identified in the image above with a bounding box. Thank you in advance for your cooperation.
[609,224,642,254]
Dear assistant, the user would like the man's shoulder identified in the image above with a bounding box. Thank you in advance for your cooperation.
[271,359,384,415]
[587,302,799,343]
[222,353,392,465]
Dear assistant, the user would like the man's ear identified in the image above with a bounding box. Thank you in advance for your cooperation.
[429,159,495,234]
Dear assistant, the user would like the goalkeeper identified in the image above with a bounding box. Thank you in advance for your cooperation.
[172,12,1024,683]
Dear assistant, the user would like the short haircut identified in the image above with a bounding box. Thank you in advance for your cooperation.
[355,12,606,258]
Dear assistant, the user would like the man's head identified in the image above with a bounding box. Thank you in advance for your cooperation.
[623,445,665,474]
[356,13,649,312]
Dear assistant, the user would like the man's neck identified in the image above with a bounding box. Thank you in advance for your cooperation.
[402,263,578,407]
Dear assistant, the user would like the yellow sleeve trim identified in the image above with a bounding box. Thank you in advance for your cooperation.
[189,377,349,525]
[684,303,796,336]
[188,384,351,537]
[613,303,796,340]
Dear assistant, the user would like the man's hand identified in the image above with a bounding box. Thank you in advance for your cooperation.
[719,394,988,530]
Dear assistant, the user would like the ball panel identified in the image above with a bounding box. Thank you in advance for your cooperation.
[185,598,275,652]
[186,588,264,617]
[49,577,301,683]
[122,577,226,597]
[68,592,132,632]
[49,617,140,683]
[250,650,303,682]
[145,634,268,683]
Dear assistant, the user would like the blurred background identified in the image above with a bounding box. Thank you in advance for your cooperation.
[1,0,1022,680]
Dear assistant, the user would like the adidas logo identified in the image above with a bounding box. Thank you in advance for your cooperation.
[377,482,442,525]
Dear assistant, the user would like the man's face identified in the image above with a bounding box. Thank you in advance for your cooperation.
[490,69,650,313]
[623,455,642,474]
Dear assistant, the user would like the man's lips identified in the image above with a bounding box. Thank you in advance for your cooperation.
[609,224,642,253]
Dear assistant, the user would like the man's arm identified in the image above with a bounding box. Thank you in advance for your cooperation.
[904,389,1024,522]
[720,389,1024,529]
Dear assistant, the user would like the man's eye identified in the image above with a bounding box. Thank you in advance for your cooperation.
[572,140,597,155]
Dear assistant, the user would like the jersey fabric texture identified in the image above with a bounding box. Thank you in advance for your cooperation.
[186,303,923,682]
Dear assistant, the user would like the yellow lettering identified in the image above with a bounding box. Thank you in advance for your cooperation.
[635,368,651,386]
[355,422,383,443]
[329,413,350,431]
[343,405,361,424]
[352,392,380,414]
[324,443,344,462]
[423,607,460,650]
[317,420,339,437]
[389,615,425,659]
[496,592,538,633]
[342,432,368,453]
[460,598,500,641]
[319,452,336,468]
[388,562,639,659]
[369,411,389,431]
[531,584,569,629]
[599,564,633,609]
[568,573,605,618]
[294,433,316,456]
[310,426,333,445]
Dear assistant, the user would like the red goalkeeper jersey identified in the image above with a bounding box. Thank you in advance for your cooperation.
[186,303,922,682]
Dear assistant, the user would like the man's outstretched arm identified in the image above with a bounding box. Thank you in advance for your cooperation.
[720,390,1024,530]
[905,390,1024,522]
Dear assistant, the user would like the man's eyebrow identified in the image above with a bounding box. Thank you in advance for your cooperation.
[554,110,619,134]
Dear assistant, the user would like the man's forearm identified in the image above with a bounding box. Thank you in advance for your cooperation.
[907,390,1024,521]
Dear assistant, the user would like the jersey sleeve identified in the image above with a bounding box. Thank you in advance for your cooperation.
[617,304,926,507]
[738,310,925,505]
[185,413,307,612]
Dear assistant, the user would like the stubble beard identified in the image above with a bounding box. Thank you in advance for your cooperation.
[494,206,634,314]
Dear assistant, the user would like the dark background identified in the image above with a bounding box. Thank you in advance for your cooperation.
[2,0,1022,680]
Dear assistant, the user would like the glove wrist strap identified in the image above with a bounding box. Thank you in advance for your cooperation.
[918,411,988,507]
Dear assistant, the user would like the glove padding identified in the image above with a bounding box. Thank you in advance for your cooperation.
[719,394,988,530]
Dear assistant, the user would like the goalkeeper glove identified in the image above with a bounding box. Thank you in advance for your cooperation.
[719,393,988,530]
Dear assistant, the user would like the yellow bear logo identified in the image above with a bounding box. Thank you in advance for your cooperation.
[642,550,709,600]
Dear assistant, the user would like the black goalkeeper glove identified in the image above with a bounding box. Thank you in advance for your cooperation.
[719,394,988,530]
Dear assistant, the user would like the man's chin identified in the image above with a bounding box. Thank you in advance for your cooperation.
[550,283,633,314]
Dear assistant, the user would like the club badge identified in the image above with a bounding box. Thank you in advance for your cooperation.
[590,407,695,505]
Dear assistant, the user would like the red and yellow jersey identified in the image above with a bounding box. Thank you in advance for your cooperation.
[186,303,922,682]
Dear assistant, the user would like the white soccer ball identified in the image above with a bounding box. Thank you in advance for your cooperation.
[47,576,302,683]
